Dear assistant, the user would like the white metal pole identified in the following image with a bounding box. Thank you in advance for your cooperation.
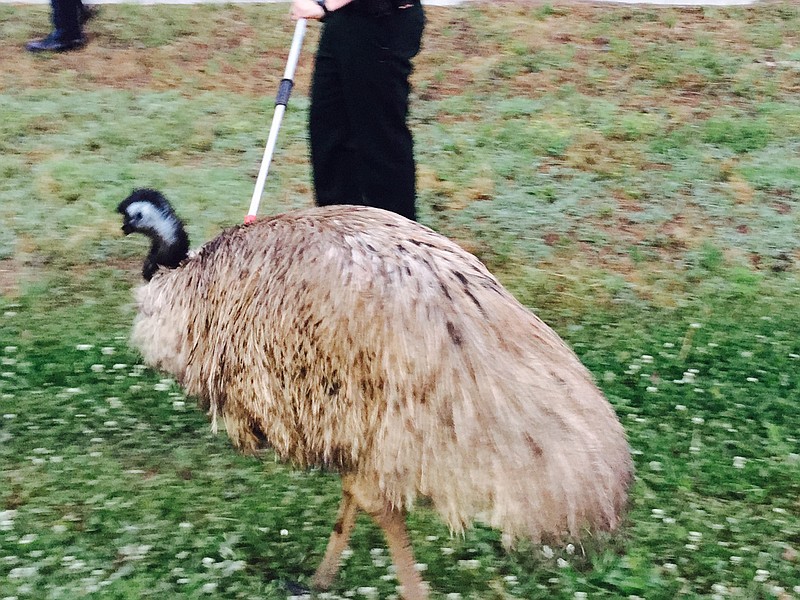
[246,18,308,224]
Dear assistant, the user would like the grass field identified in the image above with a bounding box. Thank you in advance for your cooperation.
[1,1,799,598]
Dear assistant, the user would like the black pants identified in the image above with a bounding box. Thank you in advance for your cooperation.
[51,0,83,40]
[309,2,425,221]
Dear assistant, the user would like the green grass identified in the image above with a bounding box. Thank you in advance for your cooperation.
[1,1,799,598]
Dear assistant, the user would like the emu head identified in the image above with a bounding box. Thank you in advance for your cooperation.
[117,188,190,281]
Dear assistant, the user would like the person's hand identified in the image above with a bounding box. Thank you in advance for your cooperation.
[291,0,325,20]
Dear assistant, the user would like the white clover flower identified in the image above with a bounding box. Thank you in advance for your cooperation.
[67,559,86,571]
[646,386,658,393]
[91,364,105,373]
[541,545,554,559]
[649,461,662,471]
[729,556,743,565]
[732,456,747,469]
[440,547,454,555]
[690,323,702,329]
[557,558,569,568]
[675,404,687,411]
[119,544,151,561]
[18,534,36,545]
[663,562,678,573]
[753,569,769,582]
[280,528,289,536]
[688,531,702,542]
[746,377,759,383]
[565,543,575,555]
[574,592,588,600]
[458,559,481,569]
[357,587,379,598]
[201,582,218,594]
[8,566,38,579]
[224,560,245,575]
[4,346,17,353]
[76,344,94,351]
[101,347,115,355]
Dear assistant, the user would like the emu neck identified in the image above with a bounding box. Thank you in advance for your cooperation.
[143,214,189,280]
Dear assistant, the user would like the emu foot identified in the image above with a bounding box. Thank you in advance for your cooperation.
[280,579,311,596]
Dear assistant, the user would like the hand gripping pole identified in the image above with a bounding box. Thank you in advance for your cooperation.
[245,19,308,224]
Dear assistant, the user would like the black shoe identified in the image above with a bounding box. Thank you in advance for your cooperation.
[79,4,99,25]
[25,32,86,53]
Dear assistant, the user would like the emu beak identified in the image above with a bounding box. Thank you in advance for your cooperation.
[121,223,133,235]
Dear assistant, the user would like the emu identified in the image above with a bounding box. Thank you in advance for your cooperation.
[117,188,632,599]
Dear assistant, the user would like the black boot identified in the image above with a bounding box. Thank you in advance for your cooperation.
[26,32,86,53]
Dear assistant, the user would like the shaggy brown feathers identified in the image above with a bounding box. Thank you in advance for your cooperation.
[127,203,633,597]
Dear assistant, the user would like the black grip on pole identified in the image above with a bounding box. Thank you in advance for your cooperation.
[276,78,294,107]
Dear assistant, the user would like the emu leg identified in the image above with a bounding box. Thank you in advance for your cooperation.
[372,508,428,600]
[311,485,358,590]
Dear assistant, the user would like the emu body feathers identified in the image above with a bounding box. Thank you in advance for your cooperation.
[120,190,632,598]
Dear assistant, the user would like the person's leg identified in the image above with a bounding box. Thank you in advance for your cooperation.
[334,5,425,221]
[51,0,84,41]
[310,18,363,207]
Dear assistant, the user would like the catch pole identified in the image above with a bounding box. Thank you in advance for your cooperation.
[245,19,308,224]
